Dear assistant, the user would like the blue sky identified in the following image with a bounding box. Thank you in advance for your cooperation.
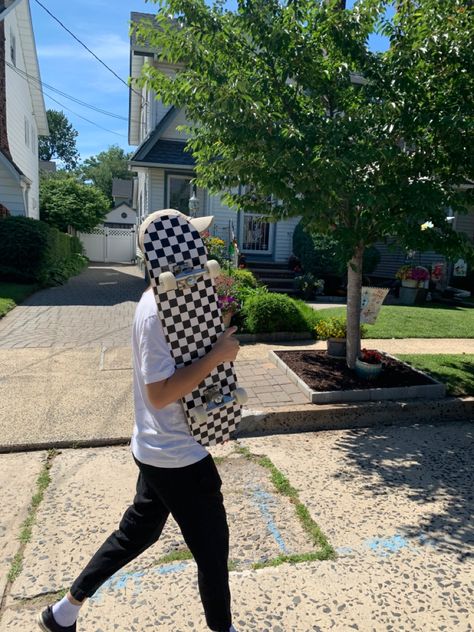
[30,0,389,161]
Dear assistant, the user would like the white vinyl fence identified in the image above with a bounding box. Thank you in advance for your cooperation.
[78,226,137,263]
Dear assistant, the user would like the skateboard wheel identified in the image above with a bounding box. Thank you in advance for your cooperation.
[206,260,221,279]
[159,271,177,291]
[233,387,248,405]
[192,405,208,424]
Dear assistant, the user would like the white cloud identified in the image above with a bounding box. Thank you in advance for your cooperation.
[37,33,129,64]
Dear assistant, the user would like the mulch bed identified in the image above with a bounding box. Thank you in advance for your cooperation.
[275,350,436,392]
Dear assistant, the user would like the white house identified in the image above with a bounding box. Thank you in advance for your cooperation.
[129,12,473,284]
[128,12,299,266]
[0,0,48,219]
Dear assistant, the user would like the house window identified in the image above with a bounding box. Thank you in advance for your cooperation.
[10,31,16,67]
[168,175,193,214]
[24,117,30,148]
[30,122,36,153]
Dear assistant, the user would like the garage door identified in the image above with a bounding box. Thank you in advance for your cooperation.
[78,226,137,263]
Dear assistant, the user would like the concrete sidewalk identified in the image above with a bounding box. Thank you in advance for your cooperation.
[1,423,472,631]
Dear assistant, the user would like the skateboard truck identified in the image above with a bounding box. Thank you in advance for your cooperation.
[191,387,248,424]
[159,260,221,291]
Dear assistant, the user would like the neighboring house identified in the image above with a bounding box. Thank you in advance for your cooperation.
[129,12,299,264]
[129,12,473,281]
[112,177,133,207]
[0,0,48,219]
[78,179,137,263]
[103,202,137,229]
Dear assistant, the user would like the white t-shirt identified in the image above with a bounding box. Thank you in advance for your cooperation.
[130,288,208,468]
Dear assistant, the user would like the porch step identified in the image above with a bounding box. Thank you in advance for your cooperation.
[244,260,298,294]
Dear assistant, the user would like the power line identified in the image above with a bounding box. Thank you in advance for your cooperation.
[42,88,128,138]
[33,0,147,104]
[6,61,130,121]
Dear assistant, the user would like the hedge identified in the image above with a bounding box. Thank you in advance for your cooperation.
[241,292,309,333]
[0,216,88,286]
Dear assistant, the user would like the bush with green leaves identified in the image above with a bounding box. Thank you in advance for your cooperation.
[314,317,367,340]
[229,268,258,289]
[293,221,381,278]
[0,216,87,286]
[241,292,308,334]
[40,175,109,233]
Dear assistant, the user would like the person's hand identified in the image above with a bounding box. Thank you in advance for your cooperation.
[209,326,240,364]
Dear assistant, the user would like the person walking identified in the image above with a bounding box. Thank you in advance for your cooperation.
[38,212,239,632]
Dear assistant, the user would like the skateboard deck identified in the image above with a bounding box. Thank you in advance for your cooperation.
[139,210,243,446]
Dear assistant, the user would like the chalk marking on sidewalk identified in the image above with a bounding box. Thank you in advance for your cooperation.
[251,486,288,554]
[337,532,437,558]
[90,562,190,603]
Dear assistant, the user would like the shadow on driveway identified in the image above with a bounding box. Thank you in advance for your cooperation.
[24,264,146,307]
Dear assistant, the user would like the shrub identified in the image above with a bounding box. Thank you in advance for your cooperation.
[242,292,308,333]
[229,268,258,289]
[314,316,367,340]
[293,220,380,277]
[293,221,343,276]
[0,216,87,286]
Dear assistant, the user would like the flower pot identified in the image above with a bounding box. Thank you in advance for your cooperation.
[401,279,418,288]
[355,358,382,380]
[222,312,233,328]
[327,338,346,358]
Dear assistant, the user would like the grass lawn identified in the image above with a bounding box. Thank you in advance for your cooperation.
[311,304,474,338]
[398,354,474,397]
[0,282,37,318]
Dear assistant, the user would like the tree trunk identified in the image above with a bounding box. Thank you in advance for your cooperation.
[346,243,364,369]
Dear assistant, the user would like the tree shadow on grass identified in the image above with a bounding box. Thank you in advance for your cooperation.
[331,421,473,563]
[407,358,474,397]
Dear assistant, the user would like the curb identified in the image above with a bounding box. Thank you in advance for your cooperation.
[236,332,312,343]
[1,398,472,453]
[237,397,474,437]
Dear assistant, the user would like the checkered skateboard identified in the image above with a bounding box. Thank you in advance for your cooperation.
[139,210,246,446]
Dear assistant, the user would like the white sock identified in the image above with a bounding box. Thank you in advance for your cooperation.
[52,595,82,627]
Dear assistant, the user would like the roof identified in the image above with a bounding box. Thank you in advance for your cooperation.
[130,139,195,168]
[130,107,178,161]
[130,12,159,48]
[112,178,133,199]
[0,0,23,20]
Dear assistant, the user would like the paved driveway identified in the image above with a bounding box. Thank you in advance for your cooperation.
[0,265,145,348]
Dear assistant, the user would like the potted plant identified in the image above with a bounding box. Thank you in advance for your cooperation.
[396,265,430,288]
[314,317,348,358]
[215,274,241,327]
[355,348,384,380]
[294,273,324,300]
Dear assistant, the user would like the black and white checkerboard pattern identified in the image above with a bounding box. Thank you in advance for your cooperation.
[142,213,241,446]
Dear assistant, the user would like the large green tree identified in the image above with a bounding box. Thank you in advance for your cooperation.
[40,174,109,233]
[38,110,80,170]
[135,0,474,367]
[81,145,133,204]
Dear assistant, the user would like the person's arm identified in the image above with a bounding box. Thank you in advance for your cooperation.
[145,326,240,410]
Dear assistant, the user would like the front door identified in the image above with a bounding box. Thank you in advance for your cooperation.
[240,213,274,256]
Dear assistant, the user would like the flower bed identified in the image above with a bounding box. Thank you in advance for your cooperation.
[270,350,446,403]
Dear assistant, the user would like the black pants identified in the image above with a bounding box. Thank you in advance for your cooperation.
[70,454,232,632]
